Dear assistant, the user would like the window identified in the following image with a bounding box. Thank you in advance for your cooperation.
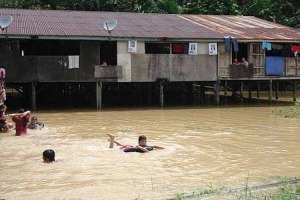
[19,40,80,56]
[172,43,189,54]
[100,41,117,65]
[145,43,170,54]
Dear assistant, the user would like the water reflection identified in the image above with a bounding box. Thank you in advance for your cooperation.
[0,105,299,199]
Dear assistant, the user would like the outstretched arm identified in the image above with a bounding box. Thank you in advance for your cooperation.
[9,111,31,118]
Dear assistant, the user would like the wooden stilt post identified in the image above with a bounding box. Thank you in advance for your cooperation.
[31,82,36,111]
[160,80,164,107]
[248,82,252,102]
[147,83,152,106]
[275,81,279,100]
[224,81,228,105]
[257,81,260,99]
[240,82,244,102]
[214,81,220,106]
[200,84,205,105]
[293,81,297,102]
[268,79,272,103]
[96,81,102,110]
[224,81,227,96]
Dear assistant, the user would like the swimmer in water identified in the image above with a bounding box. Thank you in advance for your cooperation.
[28,116,45,130]
[43,149,55,163]
[107,134,164,153]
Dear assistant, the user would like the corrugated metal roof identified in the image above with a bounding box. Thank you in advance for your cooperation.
[0,9,223,40]
[0,9,299,42]
[181,15,300,41]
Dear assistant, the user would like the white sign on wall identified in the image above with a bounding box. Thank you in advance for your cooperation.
[209,43,218,55]
[189,43,197,55]
[128,41,137,53]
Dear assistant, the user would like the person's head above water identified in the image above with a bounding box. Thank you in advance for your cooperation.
[138,135,147,147]
[30,116,38,124]
[17,109,25,114]
[43,149,55,163]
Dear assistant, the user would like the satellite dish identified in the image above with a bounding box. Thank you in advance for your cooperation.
[104,19,117,32]
[0,15,13,30]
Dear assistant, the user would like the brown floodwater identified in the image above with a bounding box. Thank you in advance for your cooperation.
[0,105,299,199]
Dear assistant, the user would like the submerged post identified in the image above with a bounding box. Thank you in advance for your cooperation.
[160,80,164,107]
[268,79,272,103]
[96,81,102,110]
[31,82,36,111]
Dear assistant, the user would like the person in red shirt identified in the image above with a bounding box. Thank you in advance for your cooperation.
[12,109,31,136]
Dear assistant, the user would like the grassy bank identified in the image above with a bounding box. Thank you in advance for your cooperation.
[174,177,300,200]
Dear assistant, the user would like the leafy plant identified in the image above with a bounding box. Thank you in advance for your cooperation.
[272,100,300,118]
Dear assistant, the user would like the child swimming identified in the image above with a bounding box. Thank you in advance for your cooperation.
[107,134,164,153]
[28,116,45,130]
[43,149,55,163]
[11,109,31,136]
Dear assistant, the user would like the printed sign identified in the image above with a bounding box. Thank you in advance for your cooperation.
[189,43,197,55]
[128,41,137,53]
[209,43,218,55]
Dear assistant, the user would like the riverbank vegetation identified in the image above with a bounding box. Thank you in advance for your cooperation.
[272,100,300,118]
[175,177,300,199]
[0,0,299,28]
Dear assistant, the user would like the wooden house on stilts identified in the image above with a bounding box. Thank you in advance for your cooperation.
[0,9,300,109]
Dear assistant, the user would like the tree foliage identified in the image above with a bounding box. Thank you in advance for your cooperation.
[0,0,298,28]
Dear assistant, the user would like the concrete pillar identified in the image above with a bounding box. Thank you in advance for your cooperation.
[96,82,102,110]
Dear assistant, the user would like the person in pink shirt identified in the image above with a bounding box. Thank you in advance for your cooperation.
[12,109,31,136]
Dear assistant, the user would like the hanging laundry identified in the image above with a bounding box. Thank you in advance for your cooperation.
[230,37,239,52]
[262,42,271,50]
[68,56,79,69]
[291,45,300,52]
[224,36,230,53]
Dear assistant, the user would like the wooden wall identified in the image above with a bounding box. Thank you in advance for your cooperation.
[3,40,100,83]
[2,39,218,83]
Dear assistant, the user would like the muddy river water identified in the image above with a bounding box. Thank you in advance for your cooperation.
[0,105,299,199]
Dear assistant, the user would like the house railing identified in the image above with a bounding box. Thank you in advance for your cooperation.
[219,57,300,78]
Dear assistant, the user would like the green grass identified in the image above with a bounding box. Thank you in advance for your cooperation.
[174,177,300,200]
[272,100,300,118]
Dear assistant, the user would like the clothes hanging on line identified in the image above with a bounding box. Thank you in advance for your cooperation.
[224,36,231,53]
[231,37,239,52]
[262,42,271,50]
